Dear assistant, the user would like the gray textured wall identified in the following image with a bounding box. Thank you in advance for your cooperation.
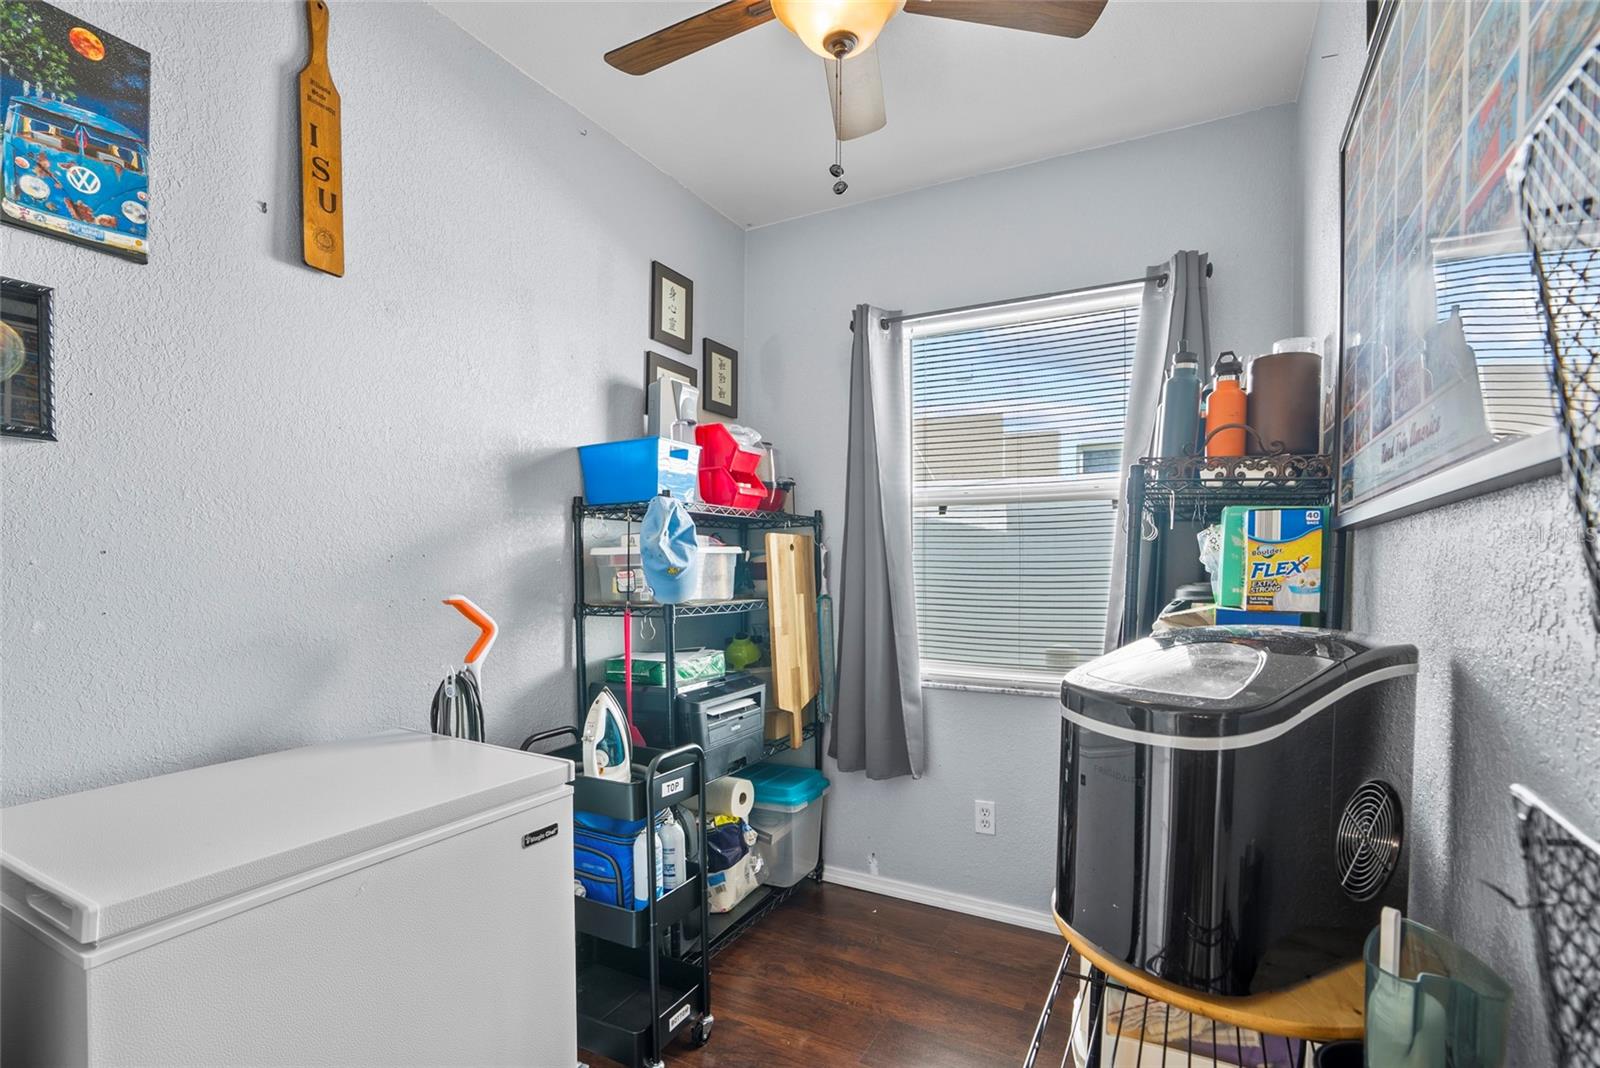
[1296,3,1600,1059]
[0,0,746,805]
[744,104,1302,913]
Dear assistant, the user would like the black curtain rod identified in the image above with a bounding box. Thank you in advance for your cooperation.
[848,262,1215,331]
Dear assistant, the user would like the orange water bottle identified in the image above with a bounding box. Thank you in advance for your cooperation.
[1204,350,1248,456]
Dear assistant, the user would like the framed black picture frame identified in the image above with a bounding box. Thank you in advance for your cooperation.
[649,260,694,355]
[645,350,697,395]
[0,278,57,440]
[702,338,738,419]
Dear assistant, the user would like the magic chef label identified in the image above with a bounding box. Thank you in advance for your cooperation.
[522,824,559,849]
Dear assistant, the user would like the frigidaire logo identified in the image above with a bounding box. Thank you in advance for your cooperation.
[522,824,559,849]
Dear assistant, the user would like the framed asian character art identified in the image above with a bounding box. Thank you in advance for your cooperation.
[0,2,152,263]
[645,349,696,396]
[702,339,738,419]
[649,260,693,355]
[1336,0,1600,525]
[1,278,57,440]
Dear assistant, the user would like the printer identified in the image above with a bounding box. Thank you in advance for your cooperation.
[599,673,767,780]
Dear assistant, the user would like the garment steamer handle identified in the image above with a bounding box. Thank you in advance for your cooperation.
[443,596,496,691]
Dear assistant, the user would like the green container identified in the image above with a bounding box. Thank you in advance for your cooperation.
[604,647,725,687]
[1363,919,1511,1068]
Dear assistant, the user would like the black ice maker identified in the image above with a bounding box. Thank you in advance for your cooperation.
[1056,626,1417,996]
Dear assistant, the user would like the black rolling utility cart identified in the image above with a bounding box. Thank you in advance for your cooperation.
[521,731,712,1068]
[571,496,830,957]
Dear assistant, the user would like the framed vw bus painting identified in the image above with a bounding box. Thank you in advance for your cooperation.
[1,2,151,263]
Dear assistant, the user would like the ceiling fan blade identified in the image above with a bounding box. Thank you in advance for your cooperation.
[901,0,1108,38]
[605,0,775,76]
[824,51,887,141]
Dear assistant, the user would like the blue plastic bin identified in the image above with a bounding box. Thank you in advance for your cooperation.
[741,763,830,808]
[578,437,701,505]
[742,763,829,887]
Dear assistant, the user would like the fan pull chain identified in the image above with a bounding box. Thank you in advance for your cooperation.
[830,55,847,195]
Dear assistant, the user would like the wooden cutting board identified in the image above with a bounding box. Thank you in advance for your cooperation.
[765,532,819,747]
[299,0,344,276]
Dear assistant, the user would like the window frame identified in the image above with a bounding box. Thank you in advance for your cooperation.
[905,281,1142,695]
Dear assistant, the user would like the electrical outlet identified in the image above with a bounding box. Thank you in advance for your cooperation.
[975,800,996,835]
[867,852,879,876]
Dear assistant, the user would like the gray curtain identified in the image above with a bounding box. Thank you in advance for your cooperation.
[830,304,925,780]
[1103,251,1212,650]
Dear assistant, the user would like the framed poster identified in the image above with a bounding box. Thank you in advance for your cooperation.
[0,2,151,262]
[702,339,738,418]
[1337,0,1600,521]
[1,278,56,440]
[650,261,693,354]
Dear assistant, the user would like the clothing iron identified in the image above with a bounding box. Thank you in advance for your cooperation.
[582,688,632,782]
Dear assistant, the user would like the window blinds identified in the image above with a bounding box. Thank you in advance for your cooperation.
[1432,248,1559,440]
[910,294,1139,682]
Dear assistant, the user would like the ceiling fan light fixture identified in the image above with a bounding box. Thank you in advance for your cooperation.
[770,0,904,59]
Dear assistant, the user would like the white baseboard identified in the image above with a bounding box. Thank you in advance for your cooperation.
[822,866,1056,933]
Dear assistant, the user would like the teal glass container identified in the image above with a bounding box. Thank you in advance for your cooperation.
[1363,919,1512,1068]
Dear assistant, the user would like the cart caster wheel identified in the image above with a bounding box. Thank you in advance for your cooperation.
[690,1013,714,1048]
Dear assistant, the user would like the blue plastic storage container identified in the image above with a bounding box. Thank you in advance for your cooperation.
[577,437,701,505]
[741,763,830,809]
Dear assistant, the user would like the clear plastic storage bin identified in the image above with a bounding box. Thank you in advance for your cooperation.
[742,764,829,888]
[585,540,742,604]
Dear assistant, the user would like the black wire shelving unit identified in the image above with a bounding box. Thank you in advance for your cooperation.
[1119,451,1344,644]
[571,496,828,963]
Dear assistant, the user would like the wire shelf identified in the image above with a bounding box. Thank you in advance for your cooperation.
[1025,955,1333,1068]
[1134,454,1337,514]
[763,719,822,758]
[1514,784,1600,1067]
[1513,37,1600,631]
[579,500,822,529]
[579,598,768,619]
[685,867,820,964]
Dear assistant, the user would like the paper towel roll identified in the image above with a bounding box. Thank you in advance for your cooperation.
[701,775,753,820]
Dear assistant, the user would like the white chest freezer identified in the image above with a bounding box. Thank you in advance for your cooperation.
[0,731,578,1067]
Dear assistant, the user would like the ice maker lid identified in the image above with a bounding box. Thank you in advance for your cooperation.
[0,731,572,947]
[1061,626,1417,745]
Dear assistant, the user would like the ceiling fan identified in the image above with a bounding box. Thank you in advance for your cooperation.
[605,0,1108,147]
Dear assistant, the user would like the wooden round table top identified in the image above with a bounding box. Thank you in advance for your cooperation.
[1053,909,1365,1042]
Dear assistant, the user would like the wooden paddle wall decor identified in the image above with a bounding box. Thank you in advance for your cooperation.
[299,0,344,276]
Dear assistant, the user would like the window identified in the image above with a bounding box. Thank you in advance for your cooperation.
[908,284,1141,690]
[1077,443,1121,475]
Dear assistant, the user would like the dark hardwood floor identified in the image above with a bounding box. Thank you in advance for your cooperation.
[582,882,1073,1068]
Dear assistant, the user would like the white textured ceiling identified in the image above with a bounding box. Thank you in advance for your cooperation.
[435,1,1319,228]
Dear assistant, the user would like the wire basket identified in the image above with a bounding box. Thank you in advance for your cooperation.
[1513,35,1600,630]
[1512,784,1600,1067]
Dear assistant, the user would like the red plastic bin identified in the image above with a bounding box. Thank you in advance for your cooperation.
[696,424,768,508]
[696,424,763,478]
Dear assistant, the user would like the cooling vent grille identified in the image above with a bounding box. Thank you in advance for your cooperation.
[1337,779,1403,901]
